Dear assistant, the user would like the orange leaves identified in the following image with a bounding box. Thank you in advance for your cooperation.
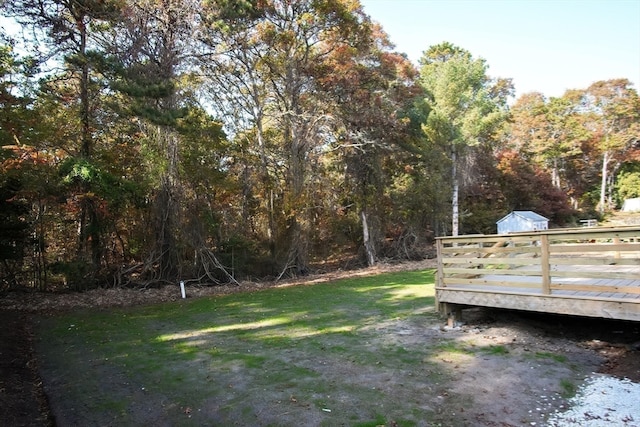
[1,144,61,172]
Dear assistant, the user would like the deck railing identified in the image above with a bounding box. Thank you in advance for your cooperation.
[436,226,640,299]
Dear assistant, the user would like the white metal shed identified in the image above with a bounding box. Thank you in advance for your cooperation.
[496,211,549,234]
[622,198,640,212]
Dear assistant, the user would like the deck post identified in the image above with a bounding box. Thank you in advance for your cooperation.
[439,302,462,327]
[540,234,551,294]
[436,238,444,289]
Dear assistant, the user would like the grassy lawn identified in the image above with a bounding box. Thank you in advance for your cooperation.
[36,269,451,426]
[35,268,590,426]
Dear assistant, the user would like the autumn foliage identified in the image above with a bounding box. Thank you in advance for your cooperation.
[0,0,638,291]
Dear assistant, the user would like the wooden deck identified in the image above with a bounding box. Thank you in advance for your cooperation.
[435,226,640,322]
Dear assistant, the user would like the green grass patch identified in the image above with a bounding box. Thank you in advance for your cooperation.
[37,269,441,425]
[434,340,474,355]
[479,344,510,355]
[559,378,577,398]
[533,351,568,363]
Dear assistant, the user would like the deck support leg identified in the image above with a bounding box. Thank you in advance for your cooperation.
[440,302,463,327]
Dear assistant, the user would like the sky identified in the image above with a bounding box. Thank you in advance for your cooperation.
[359,0,640,100]
[2,0,638,101]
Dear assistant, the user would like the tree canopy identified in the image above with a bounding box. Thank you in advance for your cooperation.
[0,0,638,291]
[419,42,512,236]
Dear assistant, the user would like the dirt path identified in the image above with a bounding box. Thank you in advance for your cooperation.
[0,310,53,426]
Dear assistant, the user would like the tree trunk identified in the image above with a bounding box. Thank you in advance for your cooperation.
[551,158,561,189]
[451,147,459,236]
[599,150,610,214]
[79,23,90,159]
[361,209,376,267]
[156,128,180,281]
[279,120,310,277]
[77,15,102,273]
[255,111,276,260]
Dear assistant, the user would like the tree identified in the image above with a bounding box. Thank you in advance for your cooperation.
[581,79,640,213]
[419,42,511,236]
[259,0,371,276]
[496,149,575,225]
[199,0,280,267]
[0,39,62,290]
[0,44,29,286]
[509,91,588,208]
[6,0,121,279]
[315,19,420,265]
[0,39,37,143]
[104,0,208,282]
[616,163,640,202]
[100,0,241,286]
[200,0,382,276]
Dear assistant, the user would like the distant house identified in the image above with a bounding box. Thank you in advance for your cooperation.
[496,211,549,234]
[622,198,640,212]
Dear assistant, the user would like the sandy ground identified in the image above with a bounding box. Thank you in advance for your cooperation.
[433,308,640,426]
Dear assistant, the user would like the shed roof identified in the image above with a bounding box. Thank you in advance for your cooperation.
[497,211,549,224]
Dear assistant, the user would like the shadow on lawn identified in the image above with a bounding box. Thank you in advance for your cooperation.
[37,269,445,425]
[35,268,637,426]
[151,269,437,346]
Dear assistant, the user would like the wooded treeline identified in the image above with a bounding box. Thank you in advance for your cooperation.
[1,0,638,291]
